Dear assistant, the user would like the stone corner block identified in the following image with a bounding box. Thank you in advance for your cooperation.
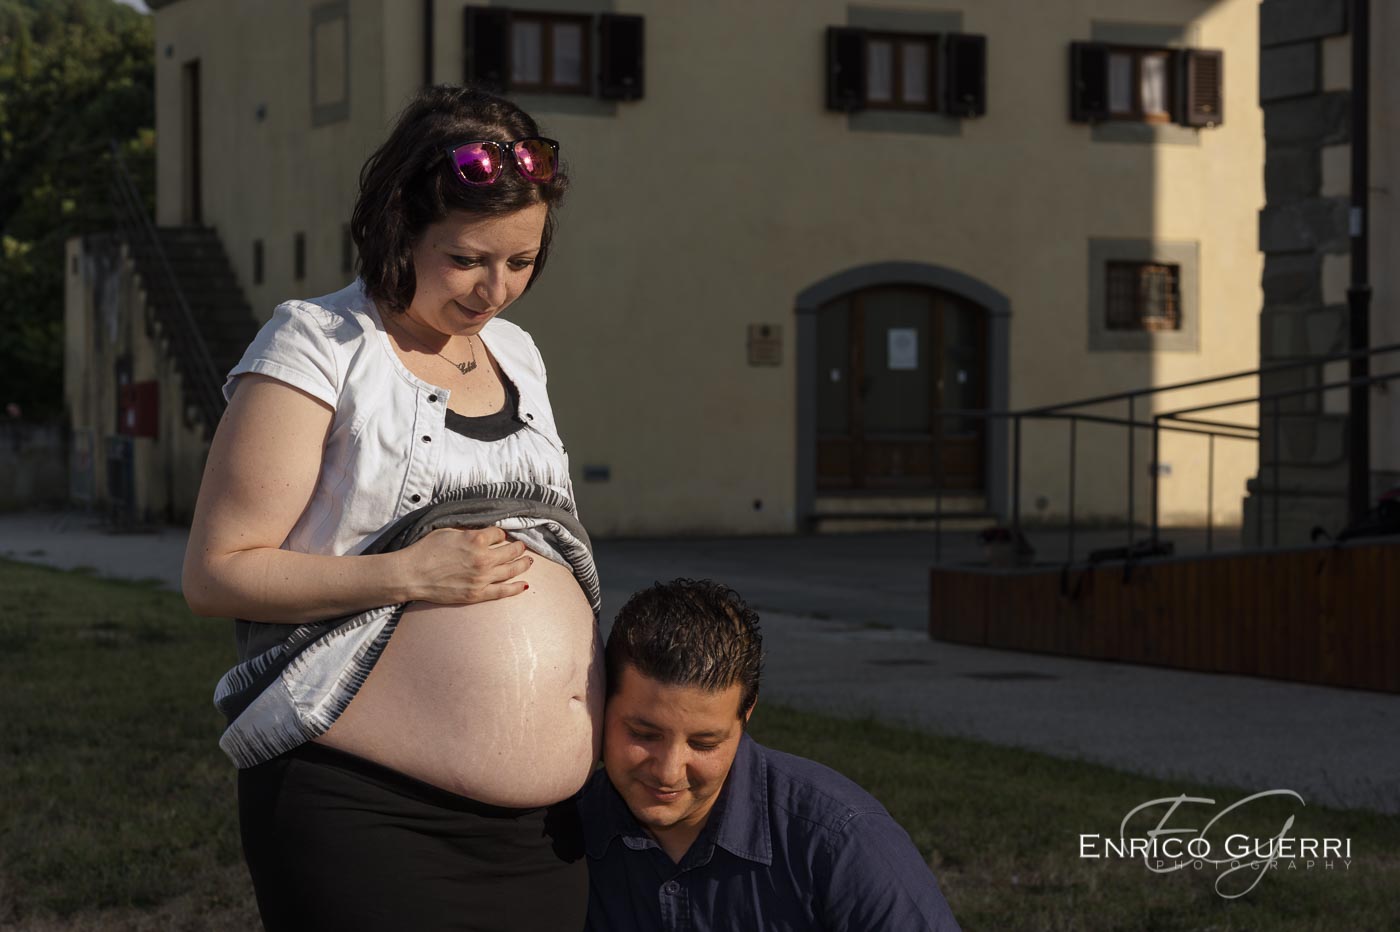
[1264,92,1350,147]
[1260,42,1320,103]
[1261,0,1348,48]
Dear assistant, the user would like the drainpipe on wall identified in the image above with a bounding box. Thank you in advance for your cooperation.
[423,0,435,87]
[1347,0,1372,524]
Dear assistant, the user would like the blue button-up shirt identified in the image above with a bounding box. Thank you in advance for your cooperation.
[580,734,960,932]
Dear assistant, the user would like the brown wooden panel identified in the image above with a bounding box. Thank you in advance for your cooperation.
[1091,565,1118,660]
[862,439,934,483]
[1383,549,1400,691]
[925,542,1400,693]
[1240,552,1266,677]
[1324,549,1349,688]
[1354,547,1381,690]
[1175,561,1196,669]
[1229,555,1249,671]
[815,437,854,488]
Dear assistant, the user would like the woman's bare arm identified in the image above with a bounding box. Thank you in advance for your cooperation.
[182,375,531,623]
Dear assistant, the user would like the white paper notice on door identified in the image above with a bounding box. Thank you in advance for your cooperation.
[887,328,918,370]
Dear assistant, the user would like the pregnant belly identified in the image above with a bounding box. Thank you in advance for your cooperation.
[316,554,602,807]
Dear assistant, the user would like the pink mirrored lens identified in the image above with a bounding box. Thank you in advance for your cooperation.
[452,143,500,185]
[512,139,556,182]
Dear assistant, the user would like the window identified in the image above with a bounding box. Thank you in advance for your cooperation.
[464,8,645,100]
[1106,48,1171,122]
[826,28,985,117]
[310,0,350,126]
[865,33,936,110]
[510,12,589,93]
[1071,43,1223,127]
[1106,262,1181,331]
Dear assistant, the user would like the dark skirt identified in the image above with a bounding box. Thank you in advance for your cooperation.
[238,743,588,932]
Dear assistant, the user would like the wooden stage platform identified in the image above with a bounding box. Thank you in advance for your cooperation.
[929,540,1400,693]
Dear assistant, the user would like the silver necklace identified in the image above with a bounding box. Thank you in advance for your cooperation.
[435,338,478,375]
[391,315,478,374]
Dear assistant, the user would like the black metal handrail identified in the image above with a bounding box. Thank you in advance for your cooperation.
[1152,367,1400,548]
[107,140,226,434]
[926,341,1400,563]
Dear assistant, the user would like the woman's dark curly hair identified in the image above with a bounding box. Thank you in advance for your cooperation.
[351,84,569,313]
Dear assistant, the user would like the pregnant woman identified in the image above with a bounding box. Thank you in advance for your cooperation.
[182,86,599,931]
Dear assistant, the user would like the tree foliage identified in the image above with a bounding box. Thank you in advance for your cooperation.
[0,0,153,419]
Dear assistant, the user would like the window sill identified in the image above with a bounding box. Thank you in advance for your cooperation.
[509,92,618,118]
[849,109,961,137]
[1091,121,1200,147]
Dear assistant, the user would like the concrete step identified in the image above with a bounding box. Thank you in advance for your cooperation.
[124,226,259,435]
[811,494,995,533]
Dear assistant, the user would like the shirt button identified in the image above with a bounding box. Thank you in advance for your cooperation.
[427,394,438,403]
[410,494,421,503]
[526,413,534,420]
[422,435,431,443]
[664,881,679,895]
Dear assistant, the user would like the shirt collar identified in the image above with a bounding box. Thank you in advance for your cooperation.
[581,734,773,867]
[706,733,773,865]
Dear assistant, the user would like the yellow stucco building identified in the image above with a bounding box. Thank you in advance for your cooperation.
[69,0,1266,536]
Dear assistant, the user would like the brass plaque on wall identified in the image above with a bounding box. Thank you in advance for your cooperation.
[747,324,782,366]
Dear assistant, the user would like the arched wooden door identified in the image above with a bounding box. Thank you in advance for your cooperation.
[815,285,987,491]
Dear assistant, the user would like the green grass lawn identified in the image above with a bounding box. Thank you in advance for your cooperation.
[1,559,1396,930]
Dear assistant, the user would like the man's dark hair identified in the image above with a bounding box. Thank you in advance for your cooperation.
[606,579,765,719]
[350,84,569,313]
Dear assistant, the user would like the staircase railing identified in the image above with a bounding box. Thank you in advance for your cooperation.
[928,341,1400,563]
[107,140,226,434]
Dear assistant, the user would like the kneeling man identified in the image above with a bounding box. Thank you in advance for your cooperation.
[580,578,960,931]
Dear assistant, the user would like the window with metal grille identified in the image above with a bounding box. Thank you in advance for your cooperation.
[1106,262,1181,331]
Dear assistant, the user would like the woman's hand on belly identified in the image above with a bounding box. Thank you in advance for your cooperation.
[396,525,535,605]
[319,556,603,806]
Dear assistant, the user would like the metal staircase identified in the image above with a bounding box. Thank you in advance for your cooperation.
[109,143,257,438]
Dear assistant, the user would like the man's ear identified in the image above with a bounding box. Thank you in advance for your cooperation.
[742,695,757,725]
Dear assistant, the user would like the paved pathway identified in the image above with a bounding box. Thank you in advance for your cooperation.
[2,510,1396,814]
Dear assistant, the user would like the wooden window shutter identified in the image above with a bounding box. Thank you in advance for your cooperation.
[598,13,644,100]
[1180,48,1224,127]
[464,7,511,92]
[943,33,986,117]
[826,26,867,112]
[1069,41,1109,122]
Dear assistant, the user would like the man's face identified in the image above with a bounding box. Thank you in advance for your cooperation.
[603,663,750,855]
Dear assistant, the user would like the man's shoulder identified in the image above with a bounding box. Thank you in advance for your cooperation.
[582,763,611,799]
[754,740,891,836]
[579,765,633,861]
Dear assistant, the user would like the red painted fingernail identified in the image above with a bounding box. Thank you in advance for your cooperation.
[523,583,530,590]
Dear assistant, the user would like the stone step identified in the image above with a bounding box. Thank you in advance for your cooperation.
[811,494,995,534]
[810,512,996,534]
[125,226,259,435]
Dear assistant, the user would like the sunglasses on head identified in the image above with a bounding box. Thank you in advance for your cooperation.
[446,137,560,186]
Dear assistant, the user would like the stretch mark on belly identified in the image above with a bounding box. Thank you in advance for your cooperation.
[507,628,539,747]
